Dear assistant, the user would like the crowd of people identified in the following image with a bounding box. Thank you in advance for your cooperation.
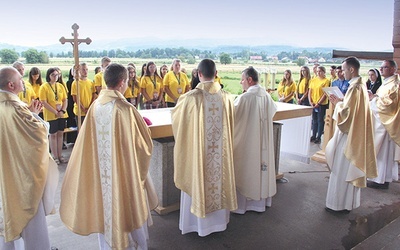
[0,56,399,249]
[276,62,385,145]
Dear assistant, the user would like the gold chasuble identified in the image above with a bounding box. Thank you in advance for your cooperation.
[335,77,377,187]
[376,84,400,147]
[172,81,237,218]
[377,74,399,97]
[0,91,49,242]
[60,90,153,249]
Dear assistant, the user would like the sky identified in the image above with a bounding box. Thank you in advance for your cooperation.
[0,0,394,51]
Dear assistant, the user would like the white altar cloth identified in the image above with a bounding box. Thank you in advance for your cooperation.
[139,102,312,163]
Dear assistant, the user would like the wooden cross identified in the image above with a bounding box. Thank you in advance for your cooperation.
[59,23,92,131]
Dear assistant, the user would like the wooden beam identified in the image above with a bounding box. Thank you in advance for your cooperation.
[332,49,393,61]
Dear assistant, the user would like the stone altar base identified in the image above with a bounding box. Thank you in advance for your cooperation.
[149,137,180,215]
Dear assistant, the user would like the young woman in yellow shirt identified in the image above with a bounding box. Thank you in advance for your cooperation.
[277,69,297,104]
[308,66,330,144]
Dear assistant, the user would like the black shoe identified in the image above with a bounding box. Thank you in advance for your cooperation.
[367,181,389,189]
[310,136,316,142]
[325,207,350,214]
[62,143,67,149]
[314,138,321,144]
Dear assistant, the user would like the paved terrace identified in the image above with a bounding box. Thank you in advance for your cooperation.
[47,142,400,249]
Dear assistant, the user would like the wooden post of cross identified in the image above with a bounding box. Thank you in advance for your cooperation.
[59,23,92,131]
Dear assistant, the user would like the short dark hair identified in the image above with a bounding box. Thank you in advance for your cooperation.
[94,66,101,74]
[384,60,398,70]
[104,63,128,88]
[242,66,258,82]
[197,59,216,79]
[330,65,337,70]
[342,56,360,70]
[336,66,342,70]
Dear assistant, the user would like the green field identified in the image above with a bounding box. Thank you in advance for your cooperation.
[2,58,382,97]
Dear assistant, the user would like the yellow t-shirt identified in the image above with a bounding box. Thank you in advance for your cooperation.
[141,75,163,102]
[39,82,68,121]
[18,81,36,104]
[124,79,140,98]
[93,72,106,90]
[31,82,42,97]
[163,71,189,103]
[132,81,140,98]
[61,82,69,94]
[215,76,222,84]
[297,78,309,95]
[124,86,133,99]
[71,79,95,116]
[309,77,330,105]
[277,81,297,102]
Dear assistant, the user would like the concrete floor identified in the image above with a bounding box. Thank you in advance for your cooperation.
[47,141,400,250]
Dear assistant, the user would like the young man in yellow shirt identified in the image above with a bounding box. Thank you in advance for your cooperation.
[71,62,96,124]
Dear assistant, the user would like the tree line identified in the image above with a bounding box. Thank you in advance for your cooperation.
[0,47,332,65]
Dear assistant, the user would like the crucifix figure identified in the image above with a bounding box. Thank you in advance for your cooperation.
[59,23,92,131]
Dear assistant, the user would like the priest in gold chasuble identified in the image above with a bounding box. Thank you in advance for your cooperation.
[326,57,377,212]
[0,67,58,249]
[375,84,400,148]
[60,64,155,249]
[368,61,400,188]
[172,59,237,237]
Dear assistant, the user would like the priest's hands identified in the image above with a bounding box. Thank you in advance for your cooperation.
[367,90,376,101]
[329,94,342,106]
[29,99,43,114]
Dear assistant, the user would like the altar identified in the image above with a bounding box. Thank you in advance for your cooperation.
[140,102,312,163]
[139,102,312,214]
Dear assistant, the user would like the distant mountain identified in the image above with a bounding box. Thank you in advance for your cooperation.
[0,43,29,53]
[0,37,339,55]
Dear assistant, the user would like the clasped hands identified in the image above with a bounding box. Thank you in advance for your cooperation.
[28,99,43,115]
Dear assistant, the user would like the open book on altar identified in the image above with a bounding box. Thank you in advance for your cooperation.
[322,86,344,99]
